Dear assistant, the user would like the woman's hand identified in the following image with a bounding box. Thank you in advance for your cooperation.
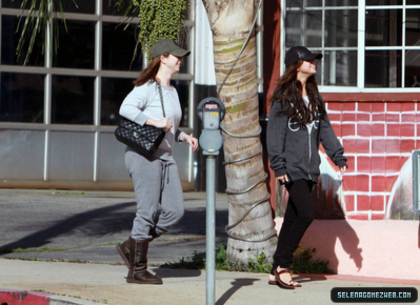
[276,174,289,184]
[187,136,199,152]
[180,133,199,152]
[147,118,173,132]
[340,166,347,174]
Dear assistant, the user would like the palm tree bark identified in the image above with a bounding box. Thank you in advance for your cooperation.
[203,0,277,265]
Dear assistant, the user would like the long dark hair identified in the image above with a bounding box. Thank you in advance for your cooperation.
[272,60,326,125]
[133,53,170,87]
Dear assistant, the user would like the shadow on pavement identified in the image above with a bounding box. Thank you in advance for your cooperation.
[0,200,228,255]
[215,278,260,305]
[153,267,201,278]
[0,201,136,254]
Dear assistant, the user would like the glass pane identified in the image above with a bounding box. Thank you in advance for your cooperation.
[325,10,358,47]
[365,51,402,87]
[286,0,301,8]
[0,72,44,123]
[101,78,135,126]
[325,0,358,6]
[172,80,190,128]
[305,11,322,47]
[287,0,358,7]
[307,0,322,6]
[57,0,95,14]
[405,50,420,87]
[102,23,142,71]
[102,1,139,17]
[407,0,420,4]
[406,9,420,46]
[53,20,95,69]
[2,0,95,12]
[366,10,402,46]
[52,76,94,124]
[320,51,357,86]
[1,16,45,66]
[1,0,24,8]
[286,12,302,47]
[366,0,402,4]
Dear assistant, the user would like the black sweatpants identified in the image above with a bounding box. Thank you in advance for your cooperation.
[272,179,314,272]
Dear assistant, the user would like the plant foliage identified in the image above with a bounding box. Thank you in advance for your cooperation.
[161,251,205,269]
[133,0,188,60]
[15,0,78,65]
[290,246,334,274]
[247,251,272,273]
[162,244,333,275]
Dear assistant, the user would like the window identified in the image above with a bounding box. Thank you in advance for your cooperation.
[1,15,45,66]
[53,20,96,69]
[0,2,194,126]
[102,22,142,71]
[0,72,44,123]
[101,77,135,126]
[52,76,95,125]
[284,0,420,90]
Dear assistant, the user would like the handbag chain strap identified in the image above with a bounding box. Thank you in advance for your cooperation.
[156,82,166,118]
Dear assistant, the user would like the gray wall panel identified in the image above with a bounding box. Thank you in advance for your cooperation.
[98,132,130,181]
[0,129,45,179]
[49,131,95,180]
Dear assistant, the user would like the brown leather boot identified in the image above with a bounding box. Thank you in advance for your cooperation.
[116,238,131,269]
[126,237,162,285]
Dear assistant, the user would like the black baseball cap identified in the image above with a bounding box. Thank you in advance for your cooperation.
[150,39,190,59]
[285,46,323,68]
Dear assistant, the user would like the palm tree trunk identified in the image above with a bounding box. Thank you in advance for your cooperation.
[203,0,277,266]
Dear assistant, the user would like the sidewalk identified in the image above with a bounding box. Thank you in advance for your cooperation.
[2,259,420,305]
[0,190,419,304]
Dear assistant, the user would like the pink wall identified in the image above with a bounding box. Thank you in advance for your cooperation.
[272,100,420,279]
[274,218,420,280]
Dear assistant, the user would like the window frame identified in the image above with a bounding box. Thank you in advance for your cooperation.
[281,0,420,94]
[0,0,196,183]
[0,3,195,128]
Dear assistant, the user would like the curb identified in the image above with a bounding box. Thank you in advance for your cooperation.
[0,290,84,305]
[295,274,420,286]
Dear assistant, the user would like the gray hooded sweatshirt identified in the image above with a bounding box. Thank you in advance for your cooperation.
[266,95,347,182]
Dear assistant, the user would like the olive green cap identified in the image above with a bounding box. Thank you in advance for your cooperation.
[150,39,190,59]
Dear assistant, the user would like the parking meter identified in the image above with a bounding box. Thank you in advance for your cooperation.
[197,97,225,156]
[197,97,225,305]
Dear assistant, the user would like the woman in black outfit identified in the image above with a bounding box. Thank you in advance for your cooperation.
[266,46,347,289]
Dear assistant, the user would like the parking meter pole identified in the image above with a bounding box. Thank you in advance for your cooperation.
[206,155,216,305]
[197,97,225,305]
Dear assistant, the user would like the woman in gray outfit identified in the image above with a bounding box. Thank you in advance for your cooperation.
[266,46,347,289]
[116,39,198,285]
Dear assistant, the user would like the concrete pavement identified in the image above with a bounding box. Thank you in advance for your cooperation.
[0,189,419,305]
[1,259,419,305]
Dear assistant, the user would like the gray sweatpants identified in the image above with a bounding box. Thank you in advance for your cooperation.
[125,149,184,240]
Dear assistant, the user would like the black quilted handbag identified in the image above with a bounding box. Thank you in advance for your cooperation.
[115,82,166,158]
